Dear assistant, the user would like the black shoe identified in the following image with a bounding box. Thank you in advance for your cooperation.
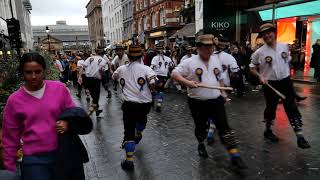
[296,96,307,102]
[207,137,215,145]
[76,93,81,98]
[231,156,248,169]
[297,137,311,149]
[86,96,90,102]
[113,87,117,91]
[96,110,103,116]
[121,160,134,171]
[107,91,112,98]
[198,143,208,158]
[264,130,279,142]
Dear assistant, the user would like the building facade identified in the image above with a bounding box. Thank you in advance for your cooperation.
[122,0,134,42]
[0,0,33,51]
[32,21,90,53]
[86,0,104,49]
[102,0,124,45]
[133,0,184,48]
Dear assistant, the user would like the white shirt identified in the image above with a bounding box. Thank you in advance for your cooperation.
[112,54,130,70]
[24,83,46,99]
[181,54,196,62]
[77,59,85,74]
[112,61,157,103]
[151,54,174,77]
[83,55,107,79]
[172,55,223,100]
[54,60,63,72]
[250,43,291,81]
[212,51,239,86]
[103,55,111,71]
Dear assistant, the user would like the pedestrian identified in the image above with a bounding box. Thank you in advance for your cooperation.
[2,52,76,180]
[171,34,247,169]
[83,47,107,117]
[102,52,112,98]
[311,39,320,82]
[69,56,78,86]
[150,44,174,112]
[249,23,310,148]
[180,45,196,62]
[112,45,157,171]
[231,46,246,97]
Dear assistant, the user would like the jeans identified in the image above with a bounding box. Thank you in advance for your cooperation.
[22,152,56,180]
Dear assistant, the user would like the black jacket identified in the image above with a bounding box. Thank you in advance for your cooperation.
[55,107,93,180]
[311,44,320,68]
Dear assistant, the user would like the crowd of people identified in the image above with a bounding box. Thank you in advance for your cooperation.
[0,23,317,179]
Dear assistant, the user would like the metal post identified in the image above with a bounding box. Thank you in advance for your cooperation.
[272,2,276,25]
[47,34,50,53]
[9,0,14,18]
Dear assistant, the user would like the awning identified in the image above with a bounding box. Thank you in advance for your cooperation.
[170,23,195,39]
[257,1,320,21]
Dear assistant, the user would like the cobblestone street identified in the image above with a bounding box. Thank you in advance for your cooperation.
[70,83,320,180]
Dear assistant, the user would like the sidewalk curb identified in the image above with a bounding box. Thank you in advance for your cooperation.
[292,79,318,85]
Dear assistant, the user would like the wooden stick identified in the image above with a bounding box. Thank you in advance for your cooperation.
[266,83,286,99]
[198,84,234,91]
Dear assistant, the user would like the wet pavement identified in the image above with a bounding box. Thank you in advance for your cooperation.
[71,83,320,180]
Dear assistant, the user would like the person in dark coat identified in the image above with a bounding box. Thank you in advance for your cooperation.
[311,39,320,81]
[0,170,20,180]
[55,107,93,180]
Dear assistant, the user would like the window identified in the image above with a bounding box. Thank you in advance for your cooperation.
[143,16,148,30]
[138,17,142,32]
[120,10,122,20]
[144,0,147,8]
[160,9,165,26]
[136,2,139,11]
[151,12,156,28]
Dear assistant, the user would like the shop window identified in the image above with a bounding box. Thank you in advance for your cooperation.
[160,9,165,26]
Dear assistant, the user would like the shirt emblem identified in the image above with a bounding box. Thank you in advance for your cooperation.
[195,68,203,82]
[119,78,125,88]
[137,77,146,91]
[265,56,273,65]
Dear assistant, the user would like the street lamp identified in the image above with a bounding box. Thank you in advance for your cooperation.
[45,26,50,53]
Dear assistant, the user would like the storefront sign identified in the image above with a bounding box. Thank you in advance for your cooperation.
[150,31,164,37]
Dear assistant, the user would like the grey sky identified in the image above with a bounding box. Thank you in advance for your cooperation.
[30,0,88,25]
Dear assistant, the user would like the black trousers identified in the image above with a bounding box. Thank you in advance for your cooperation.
[263,77,301,122]
[86,77,101,107]
[155,75,168,92]
[188,97,231,143]
[101,70,110,91]
[122,101,152,141]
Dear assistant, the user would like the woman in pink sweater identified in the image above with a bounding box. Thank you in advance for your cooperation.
[2,53,75,180]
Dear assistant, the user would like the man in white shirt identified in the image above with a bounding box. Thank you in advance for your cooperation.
[212,35,244,97]
[83,47,107,116]
[111,44,129,91]
[172,34,247,169]
[112,45,157,171]
[250,23,310,149]
[180,45,196,62]
[150,44,174,112]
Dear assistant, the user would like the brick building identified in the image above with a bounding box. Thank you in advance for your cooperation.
[86,0,104,49]
[133,0,184,48]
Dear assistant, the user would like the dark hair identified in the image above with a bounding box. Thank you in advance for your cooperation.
[19,52,46,73]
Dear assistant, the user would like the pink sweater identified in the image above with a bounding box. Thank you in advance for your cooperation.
[2,80,75,171]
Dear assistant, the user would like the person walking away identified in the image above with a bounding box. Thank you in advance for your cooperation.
[2,53,76,180]
[83,47,107,117]
[311,39,320,82]
[250,23,310,148]
[102,52,112,98]
[171,34,247,169]
[112,45,157,171]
